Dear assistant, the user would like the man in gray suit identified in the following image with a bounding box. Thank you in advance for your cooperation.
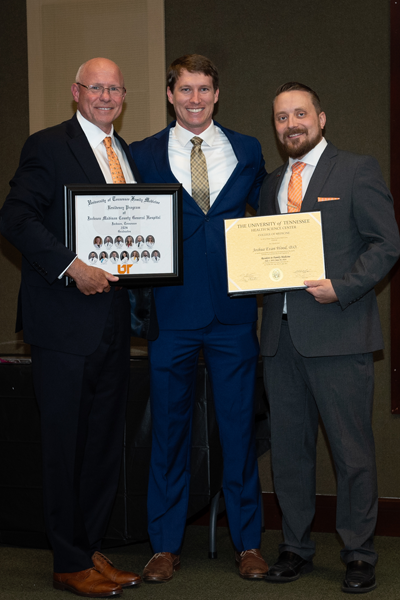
[259,82,400,593]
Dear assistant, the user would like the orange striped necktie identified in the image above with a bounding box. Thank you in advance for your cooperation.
[103,136,126,184]
[287,161,306,213]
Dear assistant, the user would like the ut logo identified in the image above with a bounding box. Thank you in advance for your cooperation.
[117,264,133,274]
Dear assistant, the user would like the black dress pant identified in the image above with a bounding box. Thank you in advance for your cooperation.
[31,289,131,572]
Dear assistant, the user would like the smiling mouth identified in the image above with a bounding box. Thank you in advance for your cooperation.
[285,128,307,141]
[187,108,204,113]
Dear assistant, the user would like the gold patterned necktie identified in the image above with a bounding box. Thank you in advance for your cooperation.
[103,136,126,184]
[287,161,307,212]
[190,136,210,213]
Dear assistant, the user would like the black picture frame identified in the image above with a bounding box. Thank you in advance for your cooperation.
[64,183,183,287]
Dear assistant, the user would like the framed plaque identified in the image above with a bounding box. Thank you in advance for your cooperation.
[224,212,325,296]
[64,183,183,287]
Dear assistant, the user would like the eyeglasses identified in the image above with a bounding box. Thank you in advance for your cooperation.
[76,82,126,97]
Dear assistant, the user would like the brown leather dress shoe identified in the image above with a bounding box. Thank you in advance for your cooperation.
[235,549,269,579]
[142,552,180,583]
[92,551,141,588]
[53,567,122,597]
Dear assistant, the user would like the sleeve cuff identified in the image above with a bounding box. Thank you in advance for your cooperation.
[58,255,77,279]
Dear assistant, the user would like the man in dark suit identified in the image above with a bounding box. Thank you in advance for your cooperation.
[0,58,151,597]
[259,82,400,593]
[129,54,268,582]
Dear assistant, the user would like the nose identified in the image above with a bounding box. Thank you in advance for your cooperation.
[287,114,297,128]
[191,90,201,104]
[99,87,112,100]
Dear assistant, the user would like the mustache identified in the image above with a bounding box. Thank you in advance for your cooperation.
[284,127,308,140]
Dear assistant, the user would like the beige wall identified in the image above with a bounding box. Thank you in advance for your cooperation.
[27,0,166,140]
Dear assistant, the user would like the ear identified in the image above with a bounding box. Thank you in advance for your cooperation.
[71,83,80,103]
[166,87,174,105]
[319,111,326,129]
[214,88,220,104]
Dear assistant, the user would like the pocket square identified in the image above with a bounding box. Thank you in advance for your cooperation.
[318,197,340,202]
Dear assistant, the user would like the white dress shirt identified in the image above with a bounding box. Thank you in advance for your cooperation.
[76,111,135,184]
[168,121,238,206]
[60,112,136,278]
[278,137,328,213]
[278,137,328,312]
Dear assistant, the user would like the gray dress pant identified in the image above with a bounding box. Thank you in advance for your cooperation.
[263,319,378,565]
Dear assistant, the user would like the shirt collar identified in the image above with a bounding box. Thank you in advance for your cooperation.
[173,120,216,148]
[76,110,115,150]
[288,137,327,169]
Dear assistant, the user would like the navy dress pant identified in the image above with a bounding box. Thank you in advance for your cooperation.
[147,318,262,554]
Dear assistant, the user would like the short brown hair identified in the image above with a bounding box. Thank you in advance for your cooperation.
[167,54,219,92]
[274,82,322,114]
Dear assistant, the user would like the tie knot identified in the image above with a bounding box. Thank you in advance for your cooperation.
[191,136,203,147]
[291,161,306,174]
[103,136,112,148]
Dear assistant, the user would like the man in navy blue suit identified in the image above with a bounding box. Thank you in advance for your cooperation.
[129,54,268,582]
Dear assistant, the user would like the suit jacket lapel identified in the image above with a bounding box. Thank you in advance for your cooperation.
[208,122,247,212]
[66,115,143,184]
[151,124,180,184]
[301,142,338,212]
[273,165,287,214]
[65,115,105,183]
[271,142,338,216]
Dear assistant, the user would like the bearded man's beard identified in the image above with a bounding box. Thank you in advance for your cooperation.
[280,127,322,159]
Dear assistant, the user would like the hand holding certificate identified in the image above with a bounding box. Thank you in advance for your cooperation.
[224,212,325,296]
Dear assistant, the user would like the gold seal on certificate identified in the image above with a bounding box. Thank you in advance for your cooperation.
[269,268,283,282]
[224,212,326,296]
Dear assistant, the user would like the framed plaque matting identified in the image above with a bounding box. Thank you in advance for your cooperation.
[64,183,183,287]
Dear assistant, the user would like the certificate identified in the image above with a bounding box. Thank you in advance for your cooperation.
[64,184,183,287]
[224,212,325,296]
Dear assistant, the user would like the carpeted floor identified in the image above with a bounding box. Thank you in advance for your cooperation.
[2,526,400,600]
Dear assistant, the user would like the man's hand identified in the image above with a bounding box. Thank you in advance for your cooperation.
[304,279,338,304]
[65,258,119,295]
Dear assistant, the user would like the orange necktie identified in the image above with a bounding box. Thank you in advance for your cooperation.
[103,137,126,184]
[287,161,306,213]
